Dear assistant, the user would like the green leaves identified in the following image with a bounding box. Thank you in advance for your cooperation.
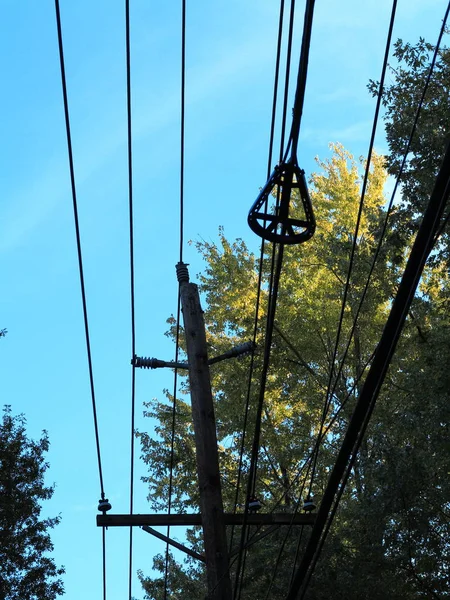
[138,138,450,598]
[0,407,64,600]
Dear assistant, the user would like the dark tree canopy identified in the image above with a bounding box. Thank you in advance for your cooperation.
[369,35,450,260]
[0,407,64,600]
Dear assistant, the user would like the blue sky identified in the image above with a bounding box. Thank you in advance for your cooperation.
[0,0,447,598]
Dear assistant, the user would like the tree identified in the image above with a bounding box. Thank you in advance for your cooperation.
[141,146,449,599]
[0,406,64,600]
[368,35,450,261]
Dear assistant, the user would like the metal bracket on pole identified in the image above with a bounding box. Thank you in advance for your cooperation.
[132,342,255,371]
[142,525,206,563]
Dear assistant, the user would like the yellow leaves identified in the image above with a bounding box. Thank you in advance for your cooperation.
[311,143,387,245]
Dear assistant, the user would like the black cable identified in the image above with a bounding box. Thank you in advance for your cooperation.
[267,0,287,176]
[279,0,296,162]
[232,0,294,585]
[318,0,450,479]
[229,1,287,554]
[163,295,182,600]
[308,0,398,497]
[284,0,315,161]
[164,3,186,595]
[54,0,105,499]
[125,2,136,598]
[179,0,186,263]
[288,140,450,600]
[298,166,450,596]
[236,0,316,591]
[216,347,376,597]
[263,468,311,599]
[234,244,285,600]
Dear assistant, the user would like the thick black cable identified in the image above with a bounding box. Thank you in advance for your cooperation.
[233,244,285,600]
[263,467,310,599]
[125,2,136,599]
[319,0,450,472]
[308,0,398,496]
[298,172,450,596]
[231,0,293,584]
[54,0,105,499]
[163,295,182,599]
[229,1,287,554]
[179,0,186,263]
[285,0,315,161]
[235,0,317,591]
[288,141,450,600]
[267,0,286,176]
[164,2,186,595]
[217,348,376,597]
[279,0,296,162]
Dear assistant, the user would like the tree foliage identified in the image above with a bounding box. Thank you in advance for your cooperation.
[368,35,450,261]
[0,407,64,600]
[138,35,450,600]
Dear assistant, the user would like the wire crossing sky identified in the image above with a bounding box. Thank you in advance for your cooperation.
[0,1,448,598]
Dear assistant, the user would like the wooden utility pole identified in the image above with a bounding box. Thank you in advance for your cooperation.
[176,262,232,600]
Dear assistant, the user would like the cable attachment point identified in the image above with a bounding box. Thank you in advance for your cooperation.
[132,356,163,369]
[176,262,190,283]
[248,159,316,245]
[303,495,316,512]
[98,498,112,513]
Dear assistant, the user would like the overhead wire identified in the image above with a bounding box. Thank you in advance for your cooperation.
[290,139,450,600]
[125,1,137,599]
[54,1,108,597]
[289,11,450,578]
[256,346,377,596]
[54,0,105,500]
[228,0,287,556]
[234,0,296,583]
[235,1,317,596]
[214,344,375,597]
[163,1,186,597]
[232,0,296,589]
[307,0,398,498]
[321,0,450,456]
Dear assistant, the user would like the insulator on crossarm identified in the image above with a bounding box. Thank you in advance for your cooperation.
[176,262,190,283]
[132,356,163,369]
[303,495,316,512]
[98,498,112,513]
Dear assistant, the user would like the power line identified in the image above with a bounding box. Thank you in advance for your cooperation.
[164,1,186,596]
[229,0,287,558]
[54,0,106,499]
[55,2,108,598]
[308,0,398,497]
[236,1,316,594]
[288,138,450,600]
[125,1,136,599]
[315,0,450,485]
[232,0,294,589]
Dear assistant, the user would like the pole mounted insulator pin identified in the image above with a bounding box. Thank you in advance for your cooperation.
[98,498,112,513]
[132,356,189,369]
[176,262,190,283]
[132,356,163,369]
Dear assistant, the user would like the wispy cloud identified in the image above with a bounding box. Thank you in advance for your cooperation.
[1,29,274,254]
